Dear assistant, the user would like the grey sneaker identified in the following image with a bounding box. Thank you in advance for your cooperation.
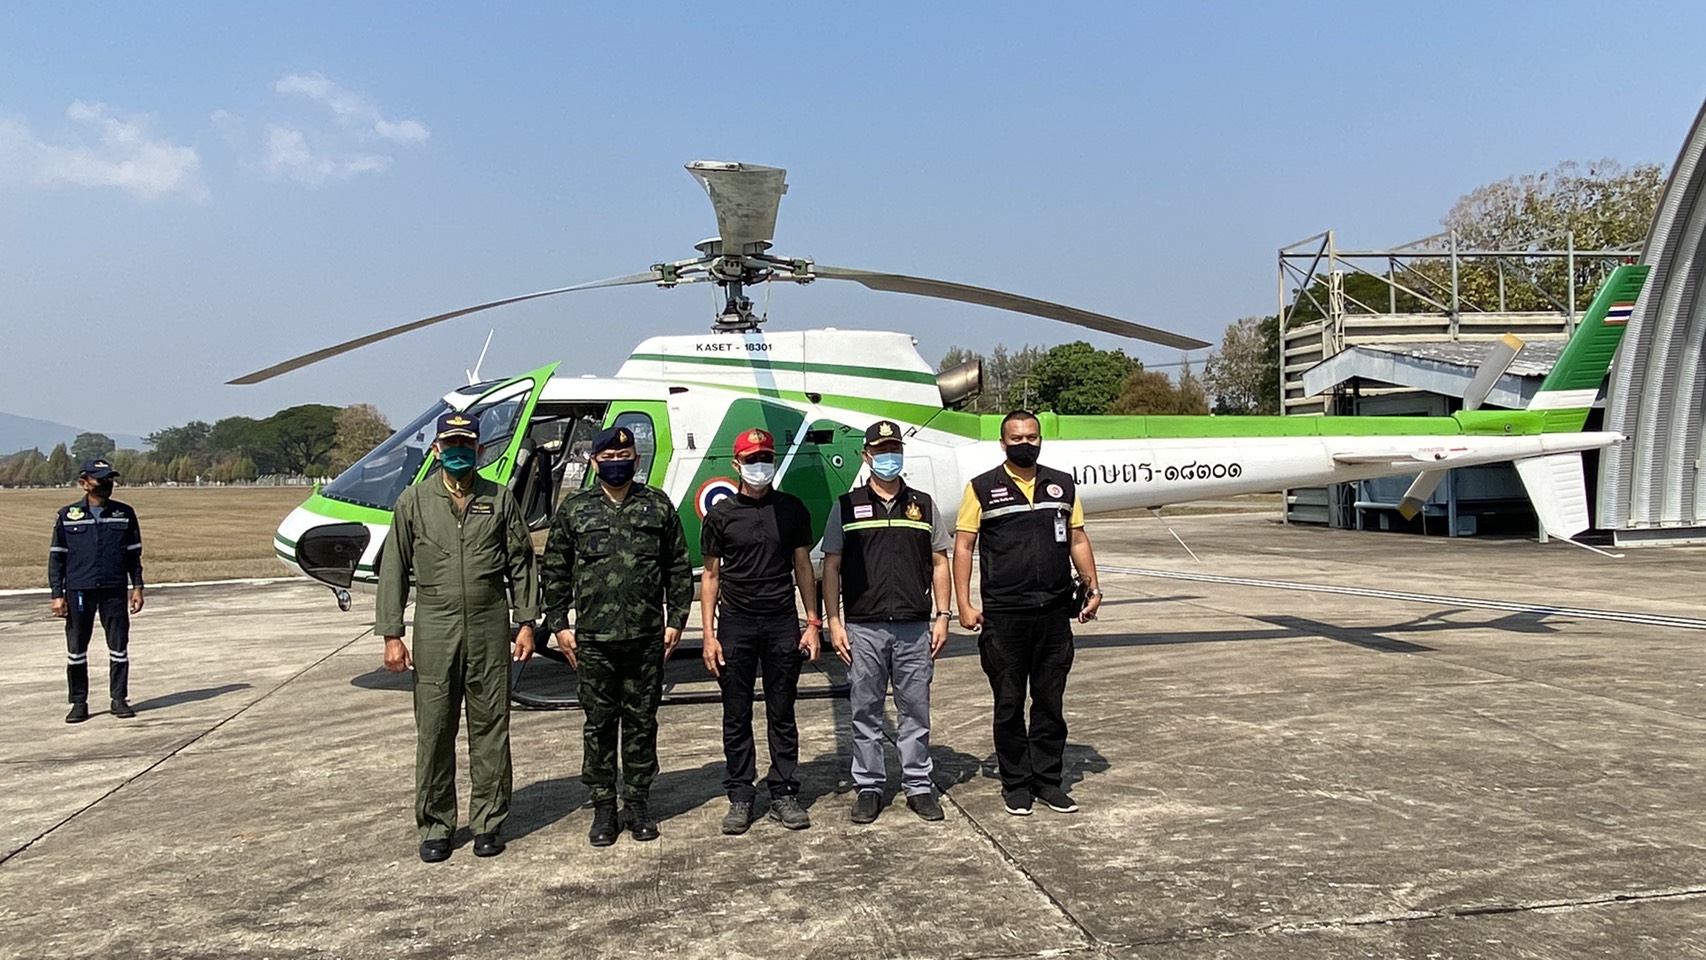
[906,792,945,821]
[850,790,882,824]
[768,795,811,830]
[721,801,755,835]
[1034,785,1079,813]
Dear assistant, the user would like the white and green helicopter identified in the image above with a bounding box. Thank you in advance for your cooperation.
[234,161,1644,612]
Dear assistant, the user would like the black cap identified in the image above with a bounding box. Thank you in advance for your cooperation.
[863,420,904,447]
[435,411,480,441]
[79,459,119,480]
[592,425,636,455]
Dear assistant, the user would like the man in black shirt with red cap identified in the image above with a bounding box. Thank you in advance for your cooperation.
[700,427,822,834]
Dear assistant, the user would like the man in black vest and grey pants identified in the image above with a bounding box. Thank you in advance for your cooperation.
[954,410,1103,816]
[823,419,954,824]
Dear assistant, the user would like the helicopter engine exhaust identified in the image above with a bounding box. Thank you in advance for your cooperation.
[936,358,984,409]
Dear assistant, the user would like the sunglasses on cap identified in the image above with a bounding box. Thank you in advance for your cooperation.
[739,451,775,464]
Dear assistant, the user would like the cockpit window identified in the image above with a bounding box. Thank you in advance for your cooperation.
[320,402,448,511]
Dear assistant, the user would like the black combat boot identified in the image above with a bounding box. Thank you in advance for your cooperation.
[589,800,621,847]
[624,799,659,842]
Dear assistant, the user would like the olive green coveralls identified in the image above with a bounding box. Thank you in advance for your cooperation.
[376,473,539,842]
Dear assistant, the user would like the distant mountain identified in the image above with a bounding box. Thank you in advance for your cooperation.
[0,411,148,456]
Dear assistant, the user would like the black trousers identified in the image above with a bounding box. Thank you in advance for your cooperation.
[65,587,130,704]
[979,610,1074,793]
[717,609,803,803]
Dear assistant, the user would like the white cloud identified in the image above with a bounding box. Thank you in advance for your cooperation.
[263,125,391,186]
[274,72,430,144]
[0,101,207,202]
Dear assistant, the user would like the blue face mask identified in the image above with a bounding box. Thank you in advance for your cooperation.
[440,446,478,476]
[870,452,904,480]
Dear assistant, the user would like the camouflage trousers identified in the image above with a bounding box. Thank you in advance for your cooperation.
[578,638,665,803]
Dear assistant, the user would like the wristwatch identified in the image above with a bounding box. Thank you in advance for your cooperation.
[1085,589,1103,598]
[935,611,953,620]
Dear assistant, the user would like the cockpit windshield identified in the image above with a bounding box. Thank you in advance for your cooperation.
[320,402,448,511]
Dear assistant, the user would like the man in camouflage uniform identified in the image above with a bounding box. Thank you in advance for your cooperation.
[541,425,693,846]
[377,411,539,863]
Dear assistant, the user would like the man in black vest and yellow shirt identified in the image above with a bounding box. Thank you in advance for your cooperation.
[955,410,1103,816]
[823,419,954,824]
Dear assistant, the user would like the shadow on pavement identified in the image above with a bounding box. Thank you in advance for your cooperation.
[132,683,253,712]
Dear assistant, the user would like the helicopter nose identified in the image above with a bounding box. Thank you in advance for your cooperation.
[295,522,371,589]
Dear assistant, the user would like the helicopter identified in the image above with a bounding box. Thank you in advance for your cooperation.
[234,161,1643,620]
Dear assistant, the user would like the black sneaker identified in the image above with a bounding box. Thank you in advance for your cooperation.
[625,800,659,842]
[721,801,755,835]
[1003,789,1033,816]
[1034,785,1079,813]
[418,838,451,863]
[110,699,135,719]
[589,800,621,847]
[850,791,882,824]
[768,795,811,830]
[906,792,945,821]
[65,703,89,724]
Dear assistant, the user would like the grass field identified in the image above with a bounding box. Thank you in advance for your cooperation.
[0,487,310,590]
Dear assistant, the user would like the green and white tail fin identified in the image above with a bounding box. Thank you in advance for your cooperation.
[1527,264,1650,432]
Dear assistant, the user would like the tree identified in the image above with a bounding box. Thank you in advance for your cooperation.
[329,404,394,474]
[1439,159,1664,312]
[1109,369,1210,415]
[265,404,339,475]
[42,443,74,484]
[1026,341,1137,415]
[1,448,43,486]
[146,421,211,463]
[1203,316,1281,415]
[71,432,115,463]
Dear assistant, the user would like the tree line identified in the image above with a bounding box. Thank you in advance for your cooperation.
[0,403,393,487]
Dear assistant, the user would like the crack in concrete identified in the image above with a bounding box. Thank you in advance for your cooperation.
[0,626,374,867]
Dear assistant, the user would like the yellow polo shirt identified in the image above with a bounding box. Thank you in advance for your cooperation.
[956,465,1085,533]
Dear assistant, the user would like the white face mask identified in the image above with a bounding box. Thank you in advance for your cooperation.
[739,461,776,488]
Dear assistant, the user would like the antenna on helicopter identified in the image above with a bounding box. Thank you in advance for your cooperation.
[467,330,495,385]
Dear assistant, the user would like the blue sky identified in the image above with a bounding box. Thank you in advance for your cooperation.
[3,2,1703,439]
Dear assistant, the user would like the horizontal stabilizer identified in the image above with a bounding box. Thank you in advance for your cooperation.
[1514,453,1591,541]
[1332,449,1464,466]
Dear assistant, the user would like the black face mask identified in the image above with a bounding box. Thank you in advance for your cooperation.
[90,480,115,498]
[596,459,636,488]
[1004,443,1040,469]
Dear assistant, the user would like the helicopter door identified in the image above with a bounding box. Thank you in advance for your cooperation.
[427,362,560,493]
[601,402,673,489]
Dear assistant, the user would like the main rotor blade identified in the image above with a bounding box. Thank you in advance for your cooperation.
[810,265,1211,351]
[226,271,664,384]
[686,160,787,254]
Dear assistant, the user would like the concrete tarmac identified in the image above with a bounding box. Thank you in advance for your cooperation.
[2,514,1703,959]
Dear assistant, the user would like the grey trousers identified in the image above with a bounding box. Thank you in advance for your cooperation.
[847,621,935,795]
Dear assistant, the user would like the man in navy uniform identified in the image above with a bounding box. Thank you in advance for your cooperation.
[49,459,145,723]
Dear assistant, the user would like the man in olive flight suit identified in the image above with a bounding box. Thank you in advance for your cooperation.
[377,411,539,864]
[541,425,693,846]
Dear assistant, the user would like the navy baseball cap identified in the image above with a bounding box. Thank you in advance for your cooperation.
[435,411,480,442]
[864,420,904,446]
[79,459,119,480]
[591,425,636,455]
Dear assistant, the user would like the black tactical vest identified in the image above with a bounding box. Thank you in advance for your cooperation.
[969,464,1076,613]
[837,483,936,623]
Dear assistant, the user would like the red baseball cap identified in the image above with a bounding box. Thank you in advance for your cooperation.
[733,428,775,458]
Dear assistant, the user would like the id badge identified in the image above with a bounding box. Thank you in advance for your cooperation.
[1054,512,1068,543]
